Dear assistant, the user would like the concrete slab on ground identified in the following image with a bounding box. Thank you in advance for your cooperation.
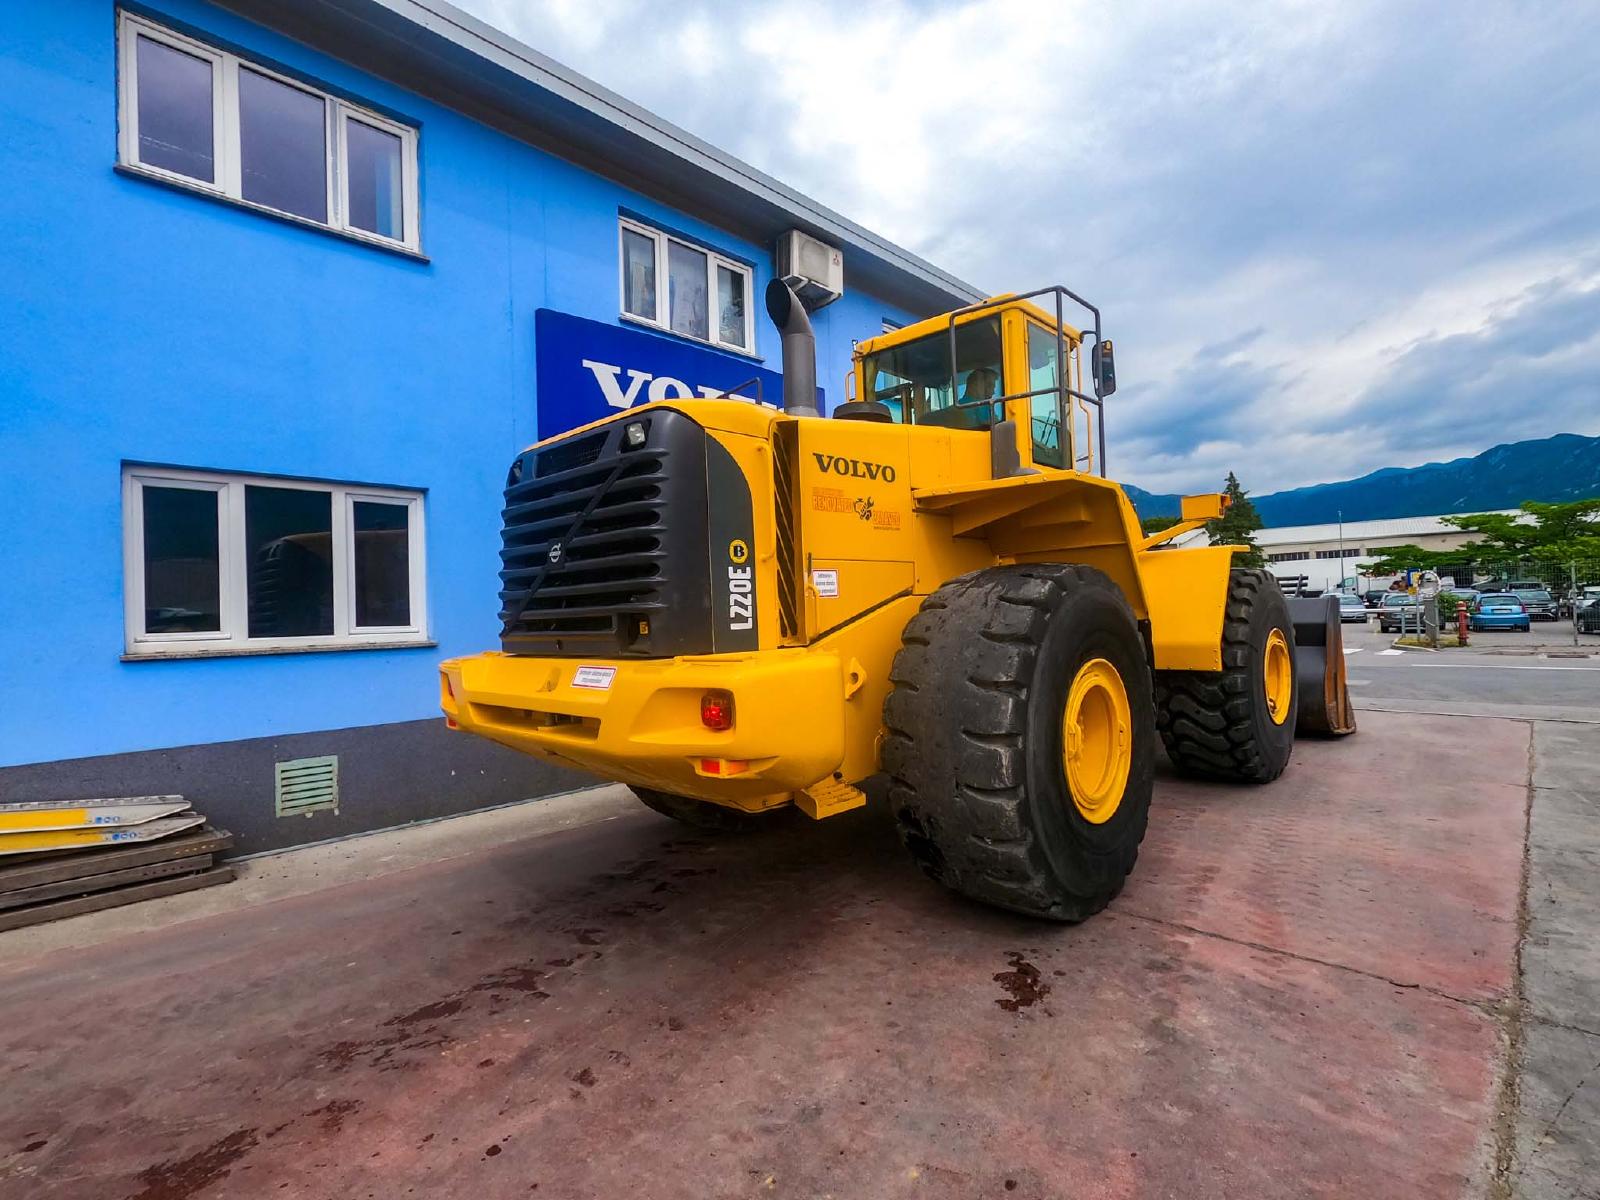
[0,712,1540,1199]
[1514,1022,1600,1200]
[1514,720,1600,1200]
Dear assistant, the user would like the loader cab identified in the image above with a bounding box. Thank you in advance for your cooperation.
[854,287,1111,476]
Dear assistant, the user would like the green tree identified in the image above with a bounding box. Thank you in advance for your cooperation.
[1139,513,1180,536]
[1205,471,1265,567]
[1440,498,1600,561]
[1360,497,1600,577]
[1359,544,1452,577]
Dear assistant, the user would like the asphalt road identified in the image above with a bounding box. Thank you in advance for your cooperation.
[1337,619,1600,720]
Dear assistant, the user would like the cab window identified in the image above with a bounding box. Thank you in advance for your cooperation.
[1026,322,1067,468]
[863,317,1002,429]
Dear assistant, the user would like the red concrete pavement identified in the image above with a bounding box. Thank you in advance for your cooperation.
[0,712,1530,1199]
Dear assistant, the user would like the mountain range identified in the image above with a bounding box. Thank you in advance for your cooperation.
[1125,433,1600,528]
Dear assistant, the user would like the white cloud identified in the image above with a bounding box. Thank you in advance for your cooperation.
[457,0,1600,494]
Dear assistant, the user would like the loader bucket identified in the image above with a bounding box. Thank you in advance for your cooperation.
[1284,595,1357,736]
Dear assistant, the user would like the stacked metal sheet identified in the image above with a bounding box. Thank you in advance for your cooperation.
[0,796,233,930]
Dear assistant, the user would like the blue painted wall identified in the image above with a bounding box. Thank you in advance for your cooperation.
[0,0,922,768]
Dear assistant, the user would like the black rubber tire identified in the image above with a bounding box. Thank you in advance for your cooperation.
[881,564,1156,922]
[629,786,771,833]
[1153,568,1296,784]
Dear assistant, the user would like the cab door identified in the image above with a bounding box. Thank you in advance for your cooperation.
[1007,316,1072,470]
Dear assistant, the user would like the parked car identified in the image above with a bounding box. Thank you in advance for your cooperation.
[1513,588,1558,621]
[1470,593,1531,633]
[1577,595,1600,635]
[1337,593,1368,623]
[1377,591,1421,633]
[1362,589,1388,609]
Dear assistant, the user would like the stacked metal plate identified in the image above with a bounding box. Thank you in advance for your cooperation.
[0,796,233,930]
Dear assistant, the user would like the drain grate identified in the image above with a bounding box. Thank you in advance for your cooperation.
[274,755,339,817]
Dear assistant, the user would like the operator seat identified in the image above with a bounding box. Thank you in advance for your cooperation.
[918,403,997,431]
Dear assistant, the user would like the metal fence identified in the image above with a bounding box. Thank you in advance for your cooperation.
[1421,559,1600,610]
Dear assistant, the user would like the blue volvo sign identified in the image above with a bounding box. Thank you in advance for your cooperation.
[534,309,823,441]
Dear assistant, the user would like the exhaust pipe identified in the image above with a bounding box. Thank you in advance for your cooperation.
[765,279,820,418]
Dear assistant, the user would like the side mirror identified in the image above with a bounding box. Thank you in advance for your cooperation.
[1091,338,1117,398]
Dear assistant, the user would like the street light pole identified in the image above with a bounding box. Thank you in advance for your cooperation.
[1337,509,1345,593]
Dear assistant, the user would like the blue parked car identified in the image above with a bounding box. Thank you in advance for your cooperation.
[1470,593,1531,632]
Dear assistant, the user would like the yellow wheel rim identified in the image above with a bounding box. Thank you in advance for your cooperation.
[1061,657,1133,824]
[1263,627,1293,726]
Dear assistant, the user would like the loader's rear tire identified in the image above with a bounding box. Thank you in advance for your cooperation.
[1154,568,1296,783]
[881,565,1155,922]
[629,787,770,833]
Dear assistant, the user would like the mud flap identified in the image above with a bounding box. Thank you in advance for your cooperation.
[1284,595,1357,736]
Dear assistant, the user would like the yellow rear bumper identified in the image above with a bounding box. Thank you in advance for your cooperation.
[438,649,847,803]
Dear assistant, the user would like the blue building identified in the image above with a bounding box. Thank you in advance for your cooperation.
[0,0,979,852]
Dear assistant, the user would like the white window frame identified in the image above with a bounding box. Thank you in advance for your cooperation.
[343,491,428,635]
[116,11,421,252]
[123,466,429,658]
[617,217,756,355]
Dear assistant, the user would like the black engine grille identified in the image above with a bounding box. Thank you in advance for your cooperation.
[498,410,712,657]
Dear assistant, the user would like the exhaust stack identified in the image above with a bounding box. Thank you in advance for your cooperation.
[765,279,820,418]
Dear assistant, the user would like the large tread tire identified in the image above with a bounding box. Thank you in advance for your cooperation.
[629,787,773,833]
[1154,568,1296,784]
[881,564,1156,922]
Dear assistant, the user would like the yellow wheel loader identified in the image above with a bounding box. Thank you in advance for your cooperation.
[440,283,1355,920]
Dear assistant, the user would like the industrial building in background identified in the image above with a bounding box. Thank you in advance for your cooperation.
[1258,511,1521,592]
[0,0,982,852]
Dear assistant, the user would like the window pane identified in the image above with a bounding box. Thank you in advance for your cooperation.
[346,117,403,239]
[352,501,411,627]
[246,486,333,638]
[621,229,657,319]
[1027,324,1066,469]
[667,240,709,340]
[717,265,746,348]
[239,68,327,222]
[142,486,221,633]
[135,36,215,182]
[863,316,1002,429]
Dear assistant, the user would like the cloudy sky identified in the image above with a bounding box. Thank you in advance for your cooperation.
[463,0,1599,495]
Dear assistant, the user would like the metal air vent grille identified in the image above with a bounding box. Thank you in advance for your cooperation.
[275,755,339,817]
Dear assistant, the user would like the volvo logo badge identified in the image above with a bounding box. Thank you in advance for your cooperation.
[548,543,564,565]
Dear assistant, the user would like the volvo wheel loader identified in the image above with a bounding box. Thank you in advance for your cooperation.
[439,282,1355,921]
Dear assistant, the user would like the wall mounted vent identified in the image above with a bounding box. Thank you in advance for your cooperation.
[275,755,339,817]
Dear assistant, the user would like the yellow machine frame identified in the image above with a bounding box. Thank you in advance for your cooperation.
[440,295,1243,818]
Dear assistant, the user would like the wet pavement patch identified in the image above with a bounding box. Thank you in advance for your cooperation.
[388,997,465,1025]
[305,1098,362,1134]
[993,952,1051,1012]
[129,1128,257,1200]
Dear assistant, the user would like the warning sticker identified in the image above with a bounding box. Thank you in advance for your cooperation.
[572,666,617,690]
[812,569,839,598]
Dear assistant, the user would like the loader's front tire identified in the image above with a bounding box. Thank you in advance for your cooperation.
[629,787,771,833]
[1154,568,1296,783]
[881,565,1155,922]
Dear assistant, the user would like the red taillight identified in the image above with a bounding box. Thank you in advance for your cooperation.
[700,690,734,731]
